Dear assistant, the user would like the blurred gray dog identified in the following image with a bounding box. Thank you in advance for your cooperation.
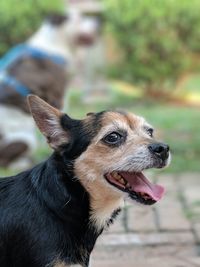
[0,10,98,168]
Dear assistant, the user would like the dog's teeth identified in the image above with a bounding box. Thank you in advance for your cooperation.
[125,182,131,190]
[112,172,118,178]
[111,172,127,186]
[115,175,121,180]
[112,172,123,181]
[120,178,125,185]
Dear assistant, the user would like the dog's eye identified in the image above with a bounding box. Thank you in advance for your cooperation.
[103,132,123,145]
[147,128,154,137]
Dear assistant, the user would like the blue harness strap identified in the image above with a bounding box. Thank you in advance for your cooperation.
[26,46,66,66]
[0,73,30,97]
[0,44,66,96]
[0,44,66,70]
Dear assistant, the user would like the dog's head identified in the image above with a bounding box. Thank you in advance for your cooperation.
[28,95,171,209]
[46,11,98,47]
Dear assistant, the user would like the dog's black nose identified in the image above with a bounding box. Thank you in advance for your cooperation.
[148,143,169,160]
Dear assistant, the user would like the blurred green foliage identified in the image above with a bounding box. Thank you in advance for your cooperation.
[104,0,200,96]
[0,0,64,56]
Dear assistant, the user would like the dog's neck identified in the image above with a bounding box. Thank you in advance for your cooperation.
[27,22,72,61]
[30,154,106,261]
[35,153,123,231]
[80,178,124,231]
[73,165,124,231]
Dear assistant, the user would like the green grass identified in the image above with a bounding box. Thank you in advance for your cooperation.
[177,74,200,104]
[181,74,200,94]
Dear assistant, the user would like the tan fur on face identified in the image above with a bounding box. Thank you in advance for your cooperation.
[51,259,84,267]
[74,111,156,230]
[46,258,69,267]
[52,263,82,267]
[53,262,69,267]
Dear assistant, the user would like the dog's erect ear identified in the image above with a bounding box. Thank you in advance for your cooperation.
[27,95,68,150]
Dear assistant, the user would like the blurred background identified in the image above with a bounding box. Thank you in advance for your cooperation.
[0,0,200,266]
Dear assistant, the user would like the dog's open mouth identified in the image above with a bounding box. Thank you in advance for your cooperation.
[105,171,165,205]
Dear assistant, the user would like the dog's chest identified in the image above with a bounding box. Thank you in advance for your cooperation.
[66,207,122,267]
[74,209,121,266]
[106,208,122,227]
[89,197,124,231]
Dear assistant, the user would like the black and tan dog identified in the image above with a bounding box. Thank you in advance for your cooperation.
[0,96,171,267]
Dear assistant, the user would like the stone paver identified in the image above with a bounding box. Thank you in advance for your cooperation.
[94,245,197,259]
[156,175,191,231]
[92,173,200,267]
[193,223,200,243]
[92,256,200,267]
[92,246,200,267]
[127,205,157,232]
[156,193,191,231]
[96,232,195,246]
[177,173,200,206]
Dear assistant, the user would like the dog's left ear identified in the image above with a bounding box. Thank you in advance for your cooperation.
[27,95,69,150]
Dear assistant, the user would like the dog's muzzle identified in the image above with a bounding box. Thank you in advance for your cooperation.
[148,142,169,161]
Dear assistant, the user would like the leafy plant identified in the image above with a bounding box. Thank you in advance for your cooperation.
[0,0,64,56]
[104,0,200,97]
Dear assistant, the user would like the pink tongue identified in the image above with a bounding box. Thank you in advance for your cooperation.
[121,172,165,201]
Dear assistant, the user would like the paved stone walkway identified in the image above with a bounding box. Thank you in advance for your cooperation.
[92,173,200,267]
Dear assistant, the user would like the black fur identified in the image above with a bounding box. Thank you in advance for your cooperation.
[0,112,120,267]
[46,14,68,26]
[106,208,122,227]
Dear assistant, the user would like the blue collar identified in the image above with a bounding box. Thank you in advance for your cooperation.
[0,44,67,97]
[0,44,66,71]
[0,73,30,97]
